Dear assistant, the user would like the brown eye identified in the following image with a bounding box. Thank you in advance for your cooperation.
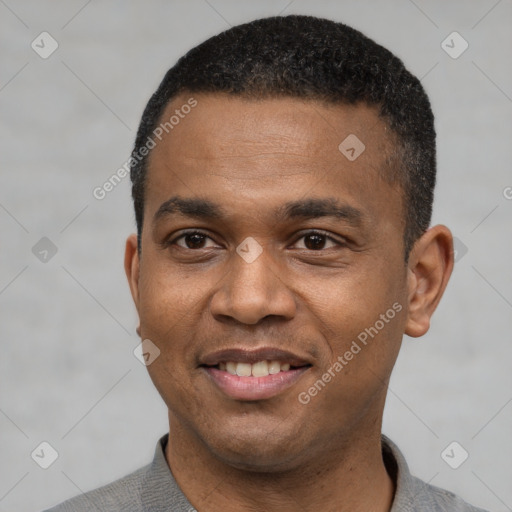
[304,233,327,250]
[173,231,217,249]
[294,231,339,251]
[183,233,206,249]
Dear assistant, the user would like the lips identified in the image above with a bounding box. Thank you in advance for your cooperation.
[200,347,312,401]
[200,347,311,367]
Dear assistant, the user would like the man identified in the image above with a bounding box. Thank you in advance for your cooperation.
[46,14,487,512]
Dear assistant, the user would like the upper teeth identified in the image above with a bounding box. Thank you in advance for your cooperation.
[219,360,291,377]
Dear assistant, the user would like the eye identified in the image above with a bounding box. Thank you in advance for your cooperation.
[292,230,342,251]
[166,229,344,252]
[171,231,218,250]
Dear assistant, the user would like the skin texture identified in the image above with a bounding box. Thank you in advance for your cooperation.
[125,93,454,511]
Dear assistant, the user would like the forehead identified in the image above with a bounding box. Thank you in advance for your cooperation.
[144,93,402,230]
[152,93,391,161]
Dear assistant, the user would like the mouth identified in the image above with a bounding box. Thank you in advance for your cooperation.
[200,348,312,401]
[208,360,301,376]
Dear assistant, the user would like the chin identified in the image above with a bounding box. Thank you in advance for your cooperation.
[203,424,310,473]
[213,445,303,473]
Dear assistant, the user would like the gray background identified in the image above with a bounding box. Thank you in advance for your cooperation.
[1,1,511,511]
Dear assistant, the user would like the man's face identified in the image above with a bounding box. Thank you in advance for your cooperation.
[130,93,410,471]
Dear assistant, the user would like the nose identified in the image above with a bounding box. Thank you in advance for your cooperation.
[210,246,296,325]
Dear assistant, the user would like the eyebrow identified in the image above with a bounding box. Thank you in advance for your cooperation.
[152,196,363,226]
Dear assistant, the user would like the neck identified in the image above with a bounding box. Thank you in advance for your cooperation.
[164,417,395,512]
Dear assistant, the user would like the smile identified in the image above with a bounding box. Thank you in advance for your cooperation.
[204,366,310,401]
[217,360,292,377]
[200,348,312,400]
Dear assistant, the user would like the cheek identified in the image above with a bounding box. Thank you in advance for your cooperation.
[302,259,407,387]
[298,276,405,431]
[136,261,205,373]
[136,263,207,413]
[303,261,404,334]
[138,257,202,326]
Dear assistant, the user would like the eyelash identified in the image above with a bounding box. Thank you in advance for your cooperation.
[166,229,345,251]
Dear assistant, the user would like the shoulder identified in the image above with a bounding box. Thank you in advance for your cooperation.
[42,463,150,512]
[382,435,489,512]
[407,475,489,512]
[43,434,193,512]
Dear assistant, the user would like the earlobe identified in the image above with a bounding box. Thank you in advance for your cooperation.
[124,234,141,312]
[404,225,454,338]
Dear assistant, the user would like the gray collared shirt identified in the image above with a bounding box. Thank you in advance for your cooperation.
[44,434,488,511]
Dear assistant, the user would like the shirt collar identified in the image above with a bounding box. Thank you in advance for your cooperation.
[139,434,194,511]
[381,434,422,510]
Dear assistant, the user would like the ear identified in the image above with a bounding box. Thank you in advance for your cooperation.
[405,225,454,338]
[124,234,141,318]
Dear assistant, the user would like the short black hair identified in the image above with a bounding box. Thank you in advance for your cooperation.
[130,15,436,258]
